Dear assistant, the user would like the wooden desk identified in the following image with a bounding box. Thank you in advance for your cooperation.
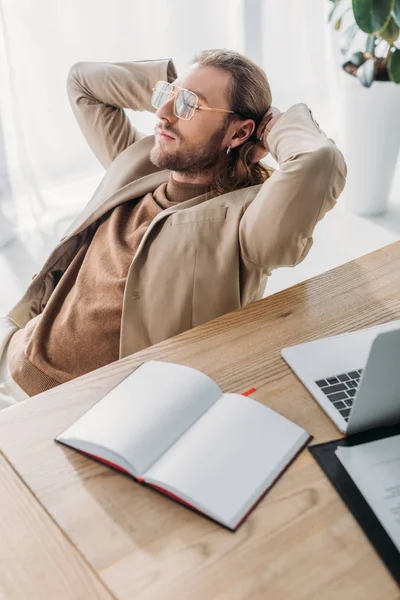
[0,451,113,599]
[1,241,400,600]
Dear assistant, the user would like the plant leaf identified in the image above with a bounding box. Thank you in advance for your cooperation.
[392,0,400,27]
[350,50,367,65]
[365,34,377,55]
[352,0,393,35]
[339,23,360,55]
[380,15,400,41]
[388,47,400,82]
[328,0,341,21]
[329,0,352,25]
[356,57,375,86]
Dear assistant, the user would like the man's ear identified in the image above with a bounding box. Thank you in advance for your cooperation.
[230,119,256,149]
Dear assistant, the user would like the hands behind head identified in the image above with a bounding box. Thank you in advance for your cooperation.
[250,106,282,164]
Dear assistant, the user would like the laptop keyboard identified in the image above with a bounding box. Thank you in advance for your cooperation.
[315,369,363,422]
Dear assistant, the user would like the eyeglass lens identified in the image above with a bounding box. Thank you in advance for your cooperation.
[152,81,197,120]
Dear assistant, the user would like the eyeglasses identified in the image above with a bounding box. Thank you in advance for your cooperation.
[151,80,236,121]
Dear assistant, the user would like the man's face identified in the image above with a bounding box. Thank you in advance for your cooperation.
[150,64,234,176]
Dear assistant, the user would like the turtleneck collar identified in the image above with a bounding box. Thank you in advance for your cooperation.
[165,173,211,204]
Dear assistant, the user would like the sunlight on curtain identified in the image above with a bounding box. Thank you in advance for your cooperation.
[0,0,338,231]
[262,0,339,131]
[0,0,244,228]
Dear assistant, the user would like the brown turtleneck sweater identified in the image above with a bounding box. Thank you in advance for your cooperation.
[8,174,210,396]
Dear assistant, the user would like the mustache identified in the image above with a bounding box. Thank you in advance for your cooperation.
[155,125,179,139]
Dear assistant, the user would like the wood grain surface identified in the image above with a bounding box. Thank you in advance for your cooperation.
[1,241,400,600]
[0,453,115,600]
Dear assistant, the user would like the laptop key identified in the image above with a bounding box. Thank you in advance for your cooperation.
[346,380,358,389]
[321,383,347,395]
[347,389,356,397]
[337,374,350,382]
[348,371,360,379]
[345,398,354,407]
[315,379,327,388]
[332,400,346,410]
[327,391,348,402]
[340,408,351,418]
[326,377,339,385]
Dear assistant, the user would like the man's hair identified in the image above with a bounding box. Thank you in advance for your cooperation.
[191,48,274,196]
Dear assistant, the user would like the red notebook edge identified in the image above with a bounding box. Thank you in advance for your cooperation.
[56,433,312,531]
[55,440,232,528]
[55,440,135,477]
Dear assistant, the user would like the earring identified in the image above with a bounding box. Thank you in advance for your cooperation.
[226,146,231,155]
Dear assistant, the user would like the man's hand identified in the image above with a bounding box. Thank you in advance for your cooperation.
[250,106,283,164]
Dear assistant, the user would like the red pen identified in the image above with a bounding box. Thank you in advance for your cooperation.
[242,387,256,396]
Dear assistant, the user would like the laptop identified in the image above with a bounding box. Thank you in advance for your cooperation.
[281,320,400,435]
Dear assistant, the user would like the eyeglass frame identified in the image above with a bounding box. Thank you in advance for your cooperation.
[152,80,238,121]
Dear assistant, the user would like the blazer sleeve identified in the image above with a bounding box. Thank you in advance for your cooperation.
[67,58,178,169]
[239,103,347,274]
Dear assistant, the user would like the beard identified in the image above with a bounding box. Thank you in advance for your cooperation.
[150,118,231,178]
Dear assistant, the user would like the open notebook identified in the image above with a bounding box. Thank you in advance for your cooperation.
[56,361,310,530]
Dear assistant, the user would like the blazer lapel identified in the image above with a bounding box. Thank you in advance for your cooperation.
[124,189,212,267]
[64,135,169,237]
[65,169,170,237]
[61,130,225,261]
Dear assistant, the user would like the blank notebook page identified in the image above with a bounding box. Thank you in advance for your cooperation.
[57,360,221,477]
[145,393,309,528]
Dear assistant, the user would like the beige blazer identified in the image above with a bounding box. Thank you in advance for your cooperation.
[3,58,347,360]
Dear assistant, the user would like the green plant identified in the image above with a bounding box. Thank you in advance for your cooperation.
[329,0,400,87]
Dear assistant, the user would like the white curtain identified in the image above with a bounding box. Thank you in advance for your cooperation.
[262,0,339,115]
[0,0,338,231]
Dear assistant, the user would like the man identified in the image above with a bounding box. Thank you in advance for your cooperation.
[0,49,347,409]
